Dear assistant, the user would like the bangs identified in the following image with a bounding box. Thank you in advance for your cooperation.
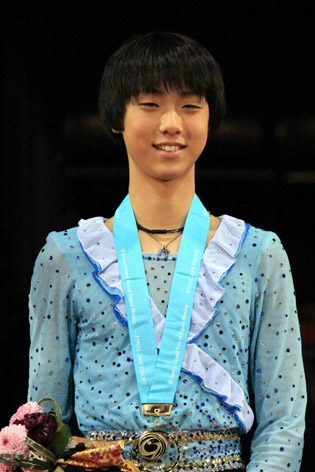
[116,33,214,101]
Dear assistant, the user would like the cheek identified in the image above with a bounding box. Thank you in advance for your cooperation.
[125,120,152,144]
[123,125,152,161]
[191,123,209,148]
[186,110,209,145]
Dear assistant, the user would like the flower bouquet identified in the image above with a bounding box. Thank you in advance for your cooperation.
[0,398,69,472]
[0,399,139,472]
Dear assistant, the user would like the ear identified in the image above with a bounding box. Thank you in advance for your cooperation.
[112,129,122,134]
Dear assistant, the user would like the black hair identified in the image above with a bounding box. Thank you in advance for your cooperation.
[99,32,226,144]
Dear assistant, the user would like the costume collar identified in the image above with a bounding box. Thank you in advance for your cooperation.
[77,214,247,342]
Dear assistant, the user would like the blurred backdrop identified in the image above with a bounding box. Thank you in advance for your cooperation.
[1,2,314,470]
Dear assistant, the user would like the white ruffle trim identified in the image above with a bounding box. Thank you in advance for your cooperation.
[183,343,254,432]
[77,214,254,432]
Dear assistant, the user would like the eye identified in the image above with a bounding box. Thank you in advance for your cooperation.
[183,104,201,109]
[139,102,159,108]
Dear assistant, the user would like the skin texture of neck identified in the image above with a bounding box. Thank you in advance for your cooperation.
[128,167,196,230]
[105,163,221,252]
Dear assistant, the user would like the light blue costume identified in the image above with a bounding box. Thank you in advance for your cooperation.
[28,213,306,471]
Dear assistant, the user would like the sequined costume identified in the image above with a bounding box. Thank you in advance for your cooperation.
[28,214,306,471]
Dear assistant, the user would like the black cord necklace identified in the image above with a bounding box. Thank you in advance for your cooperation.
[140,231,182,257]
[136,221,185,234]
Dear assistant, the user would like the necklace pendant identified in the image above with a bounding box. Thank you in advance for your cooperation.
[161,245,169,257]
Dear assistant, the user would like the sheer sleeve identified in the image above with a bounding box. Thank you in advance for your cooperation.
[27,231,78,427]
[247,232,306,471]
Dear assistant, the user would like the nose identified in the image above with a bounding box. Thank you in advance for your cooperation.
[159,109,183,135]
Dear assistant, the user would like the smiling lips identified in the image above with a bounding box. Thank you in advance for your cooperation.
[153,144,186,152]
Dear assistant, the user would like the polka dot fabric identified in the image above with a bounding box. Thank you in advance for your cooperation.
[28,216,306,471]
[142,254,176,316]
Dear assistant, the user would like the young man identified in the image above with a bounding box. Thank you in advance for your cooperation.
[28,32,306,471]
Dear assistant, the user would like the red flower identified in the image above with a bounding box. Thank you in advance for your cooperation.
[13,413,58,448]
[9,403,43,426]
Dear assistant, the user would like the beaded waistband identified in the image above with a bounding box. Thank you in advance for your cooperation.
[86,428,245,471]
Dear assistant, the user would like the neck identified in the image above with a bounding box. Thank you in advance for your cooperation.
[128,174,195,230]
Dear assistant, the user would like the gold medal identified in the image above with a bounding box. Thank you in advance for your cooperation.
[133,425,180,472]
[138,431,167,461]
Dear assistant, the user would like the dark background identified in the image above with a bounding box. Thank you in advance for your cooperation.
[1,2,314,470]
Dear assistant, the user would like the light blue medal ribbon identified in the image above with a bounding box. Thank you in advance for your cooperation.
[113,194,210,417]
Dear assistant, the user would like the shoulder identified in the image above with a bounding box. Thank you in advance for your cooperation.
[239,224,293,286]
[34,220,99,272]
[31,226,80,279]
[41,225,81,256]
[42,216,109,253]
[216,214,291,272]
[243,224,288,260]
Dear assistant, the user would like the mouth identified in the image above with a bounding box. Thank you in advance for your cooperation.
[153,144,186,152]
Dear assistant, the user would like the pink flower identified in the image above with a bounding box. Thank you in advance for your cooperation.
[0,424,30,472]
[0,462,13,472]
[9,402,43,426]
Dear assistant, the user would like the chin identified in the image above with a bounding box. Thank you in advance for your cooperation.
[152,172,191,183]
[151,163,195,181]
